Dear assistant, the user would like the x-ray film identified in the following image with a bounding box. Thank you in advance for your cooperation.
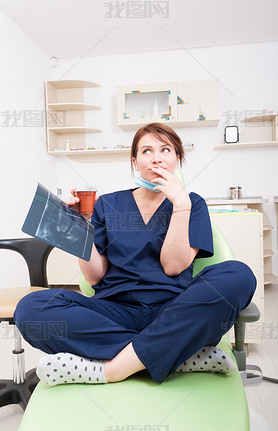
[22,183,95,261]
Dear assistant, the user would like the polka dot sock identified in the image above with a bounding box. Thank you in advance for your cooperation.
[36,352,107,386]
[175,346,237,374]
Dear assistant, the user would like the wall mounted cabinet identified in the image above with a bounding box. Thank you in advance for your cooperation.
[117,79,219,130]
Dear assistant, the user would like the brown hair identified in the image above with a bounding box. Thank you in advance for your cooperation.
[131,123,185,174]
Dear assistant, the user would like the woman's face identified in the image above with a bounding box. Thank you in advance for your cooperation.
[133,133,179,181]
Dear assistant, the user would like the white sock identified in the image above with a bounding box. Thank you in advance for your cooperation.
[175,346,236,374]
[36,352,107,386]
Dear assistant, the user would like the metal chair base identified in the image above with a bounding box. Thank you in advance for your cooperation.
[0,368,39,410]
[240,364,263,385]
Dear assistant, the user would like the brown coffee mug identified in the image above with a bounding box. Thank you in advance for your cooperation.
[75,189,97,216]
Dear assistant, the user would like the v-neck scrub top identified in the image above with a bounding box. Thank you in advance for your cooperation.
[90,189,214,301]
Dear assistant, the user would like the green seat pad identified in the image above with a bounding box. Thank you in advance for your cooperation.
[19,338,249,431]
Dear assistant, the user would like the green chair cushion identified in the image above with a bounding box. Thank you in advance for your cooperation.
[192,222,235,278]
[18,337,249,431]
[79,272,95,297]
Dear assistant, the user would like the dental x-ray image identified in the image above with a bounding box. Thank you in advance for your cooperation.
[22,183,95,261]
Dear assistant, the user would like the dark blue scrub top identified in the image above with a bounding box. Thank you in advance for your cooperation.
[90,188,213,299]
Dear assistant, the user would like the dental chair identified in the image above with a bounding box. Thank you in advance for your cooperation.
[1,225,260,431]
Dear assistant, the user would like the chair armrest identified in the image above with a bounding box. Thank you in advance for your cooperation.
[0,238,53,287]
[236,302,260,323]
[233,301,260,371]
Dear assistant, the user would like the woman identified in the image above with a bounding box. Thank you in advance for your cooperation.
[14,123,256,385]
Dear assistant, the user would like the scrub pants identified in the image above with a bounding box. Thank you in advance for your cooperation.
[14,260,256,383]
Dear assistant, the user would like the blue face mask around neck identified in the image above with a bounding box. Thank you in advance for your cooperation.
[135,174,162,192]
[134,169,185,193]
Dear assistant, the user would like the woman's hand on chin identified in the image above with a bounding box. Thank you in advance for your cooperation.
[150,167,191,209]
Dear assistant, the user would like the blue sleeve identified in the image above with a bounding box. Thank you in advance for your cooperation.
[90,196,108,255]
[189,195,214,259]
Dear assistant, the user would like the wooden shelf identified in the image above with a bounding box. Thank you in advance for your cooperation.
[49,147,193,156]
[50,148,131,156]
[49,127,102,134]
[206,197,268,205]
[264,273,275,285]
[47,80,100,89]
[240,114,277,123]
[223,113,278,148]
[264,249,274,258]
[45,80,102,154]
[181,146,194,151]
[48,103,101,111]
[263,224,274,231]
[214,141,278,149]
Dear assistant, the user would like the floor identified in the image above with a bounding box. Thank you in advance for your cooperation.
[0,284,277,431]
[244,282,278,430]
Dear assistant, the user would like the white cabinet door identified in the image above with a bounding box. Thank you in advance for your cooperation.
[117,82,178,130]
[210,212,264,343]
[177,79,219,126]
